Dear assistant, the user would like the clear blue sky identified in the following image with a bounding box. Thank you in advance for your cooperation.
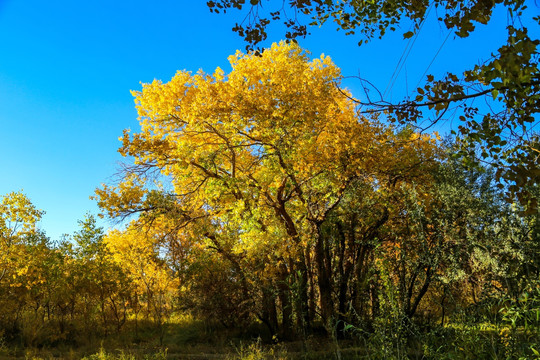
[0,0,537,240]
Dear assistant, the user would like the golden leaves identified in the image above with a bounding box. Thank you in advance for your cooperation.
[105,224,179,296]
[95,41,442,289]
[0,191,44,238]
[93,174,146,219]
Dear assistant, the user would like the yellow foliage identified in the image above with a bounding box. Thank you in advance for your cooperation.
[0,192,44,284]
[104,224,179,297]
[94,42,442,306]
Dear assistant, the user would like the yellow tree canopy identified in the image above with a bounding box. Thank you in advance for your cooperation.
[95,41,440,265]
[0,192,44,283]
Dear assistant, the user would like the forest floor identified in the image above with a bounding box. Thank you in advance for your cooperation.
[0,319,362,360]
[0,318,538,359]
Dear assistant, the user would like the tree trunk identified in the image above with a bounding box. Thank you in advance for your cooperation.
[314,224,333,334]
[261,284,278,336]
[277,263,293,340]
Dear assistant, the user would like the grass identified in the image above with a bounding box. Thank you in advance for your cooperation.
[1,315,539,360]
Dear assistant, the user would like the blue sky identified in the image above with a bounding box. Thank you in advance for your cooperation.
[0,0,537,240]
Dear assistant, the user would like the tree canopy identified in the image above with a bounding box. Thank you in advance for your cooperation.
[208,0,540,210]
[93,41,456,337]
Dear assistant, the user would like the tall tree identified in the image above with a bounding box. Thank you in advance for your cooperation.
[95,41,441,336]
